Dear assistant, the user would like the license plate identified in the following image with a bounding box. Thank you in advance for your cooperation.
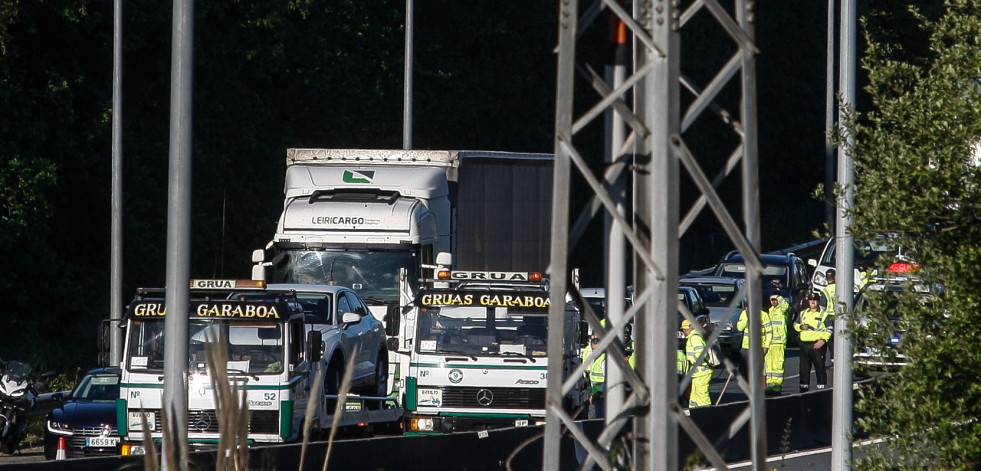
[86,437,119,448]
[514,419,529,427]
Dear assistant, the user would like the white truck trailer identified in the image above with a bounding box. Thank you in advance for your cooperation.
[250,148,555,400]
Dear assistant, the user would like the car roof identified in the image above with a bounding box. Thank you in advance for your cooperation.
[680,276,746,286]
[721,252,798,264]
[84,366,121,376]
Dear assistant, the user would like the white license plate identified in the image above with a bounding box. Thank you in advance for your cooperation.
[86,437,119,448]
[514,419,529,427]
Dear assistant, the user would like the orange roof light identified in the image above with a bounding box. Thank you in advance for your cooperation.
[528,272,543,282]
[437,270,452,280]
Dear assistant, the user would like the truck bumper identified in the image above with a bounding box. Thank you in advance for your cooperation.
[403,413,544,434]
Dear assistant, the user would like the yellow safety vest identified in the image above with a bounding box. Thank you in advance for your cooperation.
[686,331,713,377]
[737,309,773,350]
[794,308,832,343]
[768,299,789,345]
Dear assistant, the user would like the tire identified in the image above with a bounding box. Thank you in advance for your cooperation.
[324,356,343,413]
[365,349,389,410]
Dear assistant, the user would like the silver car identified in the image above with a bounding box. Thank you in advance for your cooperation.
[267,284,389,404]
[679,277,746,358]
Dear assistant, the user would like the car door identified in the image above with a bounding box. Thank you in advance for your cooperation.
[334,292,362,378]
[340,291,376,381]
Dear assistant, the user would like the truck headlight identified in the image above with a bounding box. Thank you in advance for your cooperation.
[409,418,434,432]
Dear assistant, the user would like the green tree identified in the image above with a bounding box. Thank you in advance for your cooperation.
[847,0,981,467]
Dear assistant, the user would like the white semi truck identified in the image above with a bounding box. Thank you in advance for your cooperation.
[400,270,590,434]
[250,148,555,400]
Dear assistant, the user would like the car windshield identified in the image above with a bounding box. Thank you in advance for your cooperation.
[716,263,789,288]
[822,235,901,266]
[73,373,120,401]
[683,283,741,308]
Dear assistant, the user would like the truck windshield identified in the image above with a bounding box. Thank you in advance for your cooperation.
[124,319,285,374]
[269,250,417,304]
[415,306,549,357]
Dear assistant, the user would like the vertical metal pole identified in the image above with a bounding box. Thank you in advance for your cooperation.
[162,0,194,468]
[110,0,124,367]
[543,0,576,468]
[604,13,628,427]
[403,0,414,150]
[738,0,766,467]
[831,0,856,468]
[635,1,680,469]
[824,0,837,235]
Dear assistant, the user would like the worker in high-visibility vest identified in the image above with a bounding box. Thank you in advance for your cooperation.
[764,292,789,395]
[581,334,606,418]
[736,307,772,386]
[682,319,713,407]
[795,292,832,392]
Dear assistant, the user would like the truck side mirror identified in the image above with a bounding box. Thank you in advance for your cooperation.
[384,305,400,337]
[306,330,323,362]
[578,321,590,346]
[251,264,266,281]
[807,258,817,268]
[252,249,265,263]
[435,252,452,267]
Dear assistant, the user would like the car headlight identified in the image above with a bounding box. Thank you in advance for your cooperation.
[47,420,73,435]
[813,272,827,287]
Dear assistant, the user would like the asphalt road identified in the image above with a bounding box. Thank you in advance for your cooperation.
[709,347,835,404]
[0,446,45,465]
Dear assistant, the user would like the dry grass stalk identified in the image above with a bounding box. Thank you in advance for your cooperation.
[322,355,357,471]
[207,340,250,471]
[298,368,324,471]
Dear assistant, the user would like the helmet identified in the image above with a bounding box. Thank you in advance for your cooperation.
[806,292,821,301]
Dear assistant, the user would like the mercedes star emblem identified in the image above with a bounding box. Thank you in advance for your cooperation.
[476,388,494,406]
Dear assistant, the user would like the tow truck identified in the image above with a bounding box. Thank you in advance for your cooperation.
[105,279,402,454]
[397,270,589,434]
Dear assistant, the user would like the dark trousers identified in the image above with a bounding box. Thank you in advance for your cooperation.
[799,341,827,390]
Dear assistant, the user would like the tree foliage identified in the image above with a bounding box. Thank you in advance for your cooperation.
[0,1,834,374]
[848,0,981,467]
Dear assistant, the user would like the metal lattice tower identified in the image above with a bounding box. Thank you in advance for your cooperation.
[544,0,767,469]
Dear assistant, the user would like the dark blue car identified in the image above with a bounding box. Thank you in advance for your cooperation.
[44,367,121,460]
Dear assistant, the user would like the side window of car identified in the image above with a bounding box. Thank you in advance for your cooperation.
[337,296,352,316]
[347,293,369,316]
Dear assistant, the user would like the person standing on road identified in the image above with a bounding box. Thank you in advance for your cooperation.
[795,292,832,392]
[581,334,606,418]
[765,292,789,395]
[682,319,712,408]
[736,307,772,386]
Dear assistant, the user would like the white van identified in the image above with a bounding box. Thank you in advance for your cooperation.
[807,233,910,292]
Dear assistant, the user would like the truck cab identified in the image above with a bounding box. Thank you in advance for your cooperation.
[401,271,588,434]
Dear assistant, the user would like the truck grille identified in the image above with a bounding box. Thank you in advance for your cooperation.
[440,387,545,409]
[187,410,279,435]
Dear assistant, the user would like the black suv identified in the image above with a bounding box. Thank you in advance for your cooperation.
[712,251,812,340]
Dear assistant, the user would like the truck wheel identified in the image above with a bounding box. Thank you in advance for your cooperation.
[325,357,343,413]
[365,349,389,410]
